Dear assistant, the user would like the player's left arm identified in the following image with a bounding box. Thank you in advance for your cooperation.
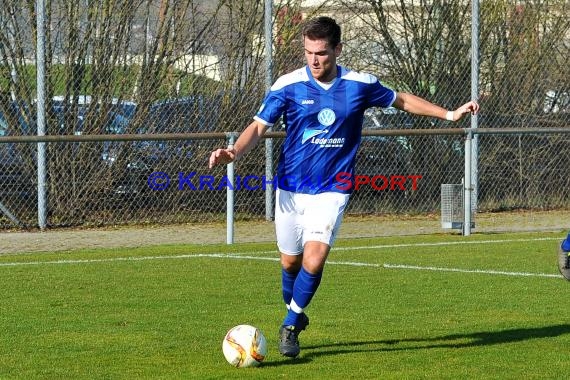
[392,92,479,122]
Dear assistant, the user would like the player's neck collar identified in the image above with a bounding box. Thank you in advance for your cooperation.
[315,77,337,90]
[306,65,341,90]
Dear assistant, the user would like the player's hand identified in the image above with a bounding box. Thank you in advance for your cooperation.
[452,100,480,121]
[208,148,237,169]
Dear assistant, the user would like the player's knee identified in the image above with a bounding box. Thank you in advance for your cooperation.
[302,257,326,274]
[281,254,302,273]
[302,244,329,274]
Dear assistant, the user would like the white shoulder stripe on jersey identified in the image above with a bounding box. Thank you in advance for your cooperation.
[271,67,309,91]
[341,69,378,84]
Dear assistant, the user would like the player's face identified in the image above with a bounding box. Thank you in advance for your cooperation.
[303,37,341,82]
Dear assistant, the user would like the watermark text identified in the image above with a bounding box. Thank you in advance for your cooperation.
[147,171,423,192]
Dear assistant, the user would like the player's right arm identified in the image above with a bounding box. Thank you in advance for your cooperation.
[208,120,267,169]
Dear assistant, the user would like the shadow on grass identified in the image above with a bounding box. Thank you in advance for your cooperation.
[262,357,313,367]
[295,324,570,360]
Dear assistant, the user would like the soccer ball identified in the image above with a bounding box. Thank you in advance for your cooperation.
[222,324,268,368]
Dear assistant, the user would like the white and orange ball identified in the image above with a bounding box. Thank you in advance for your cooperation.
[222,324,268,368]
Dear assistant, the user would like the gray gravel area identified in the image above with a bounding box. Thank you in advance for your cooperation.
[1,211,567,254]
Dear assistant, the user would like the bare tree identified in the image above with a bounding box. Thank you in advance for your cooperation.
[477,0,570,210]
[332,0,472,205]
[480,0,569,117]
[0,0,231,224]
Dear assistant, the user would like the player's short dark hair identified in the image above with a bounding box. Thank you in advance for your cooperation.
[302,16,341,48]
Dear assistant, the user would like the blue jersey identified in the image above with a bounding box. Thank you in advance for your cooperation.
[254,65,396,194]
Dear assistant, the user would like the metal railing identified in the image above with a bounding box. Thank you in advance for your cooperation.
[1,126,569,241]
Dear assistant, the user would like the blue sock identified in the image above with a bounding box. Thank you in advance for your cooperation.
[562,232,570,252]
[281,267,298,307]
[283,267,322,328]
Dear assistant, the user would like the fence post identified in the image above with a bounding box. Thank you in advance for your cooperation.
[471,0,480,216]
[463,129,473,236]
[226,132,238,244]
[264,0,274,222]
[36,0,47,230]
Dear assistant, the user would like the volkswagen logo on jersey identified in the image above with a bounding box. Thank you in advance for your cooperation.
[317,108,336,127]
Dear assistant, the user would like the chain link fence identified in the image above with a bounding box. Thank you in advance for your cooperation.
[0,0,569,236]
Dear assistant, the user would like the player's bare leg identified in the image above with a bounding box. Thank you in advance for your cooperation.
[302,241,330,273]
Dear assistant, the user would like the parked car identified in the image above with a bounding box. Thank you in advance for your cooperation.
[104,95,223,196]
[129,95,220,161]
[356,107,413,177]
[0,101,36,200]
[1,94,224,198]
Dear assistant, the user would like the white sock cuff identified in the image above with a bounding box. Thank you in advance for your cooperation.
[289,299,304,314]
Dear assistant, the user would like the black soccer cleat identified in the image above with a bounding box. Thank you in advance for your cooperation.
[278,325,301,357]
[278,312,310,357]
[558,244,570,281]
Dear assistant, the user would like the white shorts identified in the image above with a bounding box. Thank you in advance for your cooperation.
[275,188,350,255]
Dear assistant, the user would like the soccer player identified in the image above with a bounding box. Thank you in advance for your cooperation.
[209,16,479,357]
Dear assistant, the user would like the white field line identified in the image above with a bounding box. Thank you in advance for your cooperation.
[240,236,562,256]
[382,263,562,278]
[326,236,561,252]
[0,253,271,267]
[0,237,564,279]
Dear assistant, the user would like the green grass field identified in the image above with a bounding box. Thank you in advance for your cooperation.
[0,231,568,379]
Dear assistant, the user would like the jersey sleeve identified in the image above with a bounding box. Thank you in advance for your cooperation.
[341,69,396,110]
[253,89,287,127]
[368,79,397,109]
